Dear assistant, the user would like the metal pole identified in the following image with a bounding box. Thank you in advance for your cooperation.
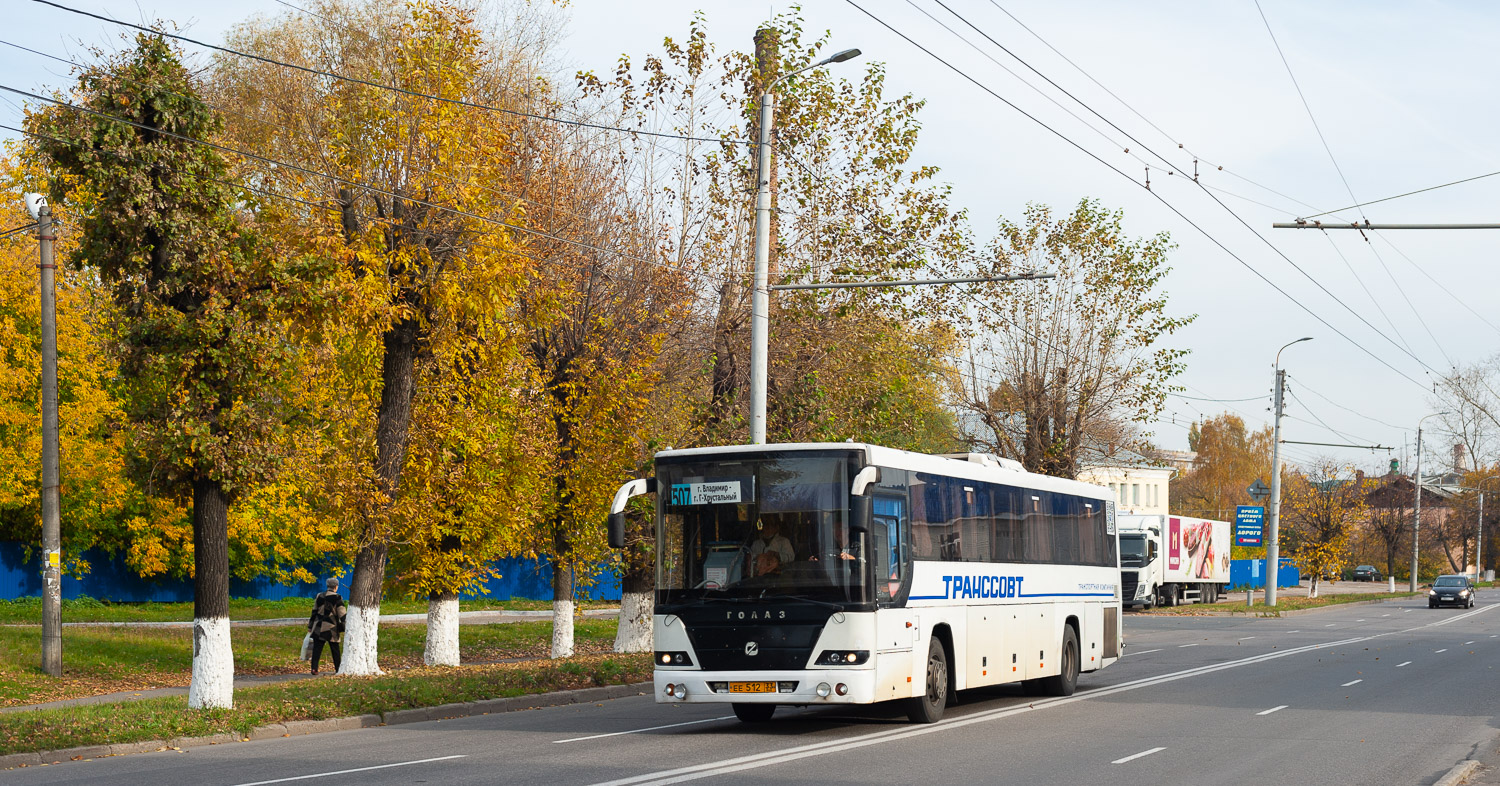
[38,204,61,677]
[748,90,773,445]
[1266,368,1285,606]
[1478,491,1484,581]
[1412,425,1423,592]
[1272,222,1500,230]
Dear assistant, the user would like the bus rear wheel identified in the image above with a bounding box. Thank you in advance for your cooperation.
[1041,626,1080,696]
[732,703,775,722]
[906,637,949,723]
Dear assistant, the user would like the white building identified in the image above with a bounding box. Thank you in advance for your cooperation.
[1076,464,1174,517]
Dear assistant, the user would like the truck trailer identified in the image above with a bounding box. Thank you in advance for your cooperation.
[1119,514,1231,608]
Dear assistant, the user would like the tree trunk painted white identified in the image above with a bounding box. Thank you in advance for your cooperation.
[188,616,234,709]
[1310,576,1319,598]
[613,591,653,653]
[340,604,384,675]
[424,595,460,667]
[551,599,575,659]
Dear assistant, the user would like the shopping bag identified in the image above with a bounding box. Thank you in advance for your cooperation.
[299,632,313,661]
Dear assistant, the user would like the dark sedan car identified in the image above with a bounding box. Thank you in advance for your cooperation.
[1429,575,1476,608]
[1353,565,1381,582]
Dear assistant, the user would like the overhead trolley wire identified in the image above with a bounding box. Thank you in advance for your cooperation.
[26,0,750,149]
[845,0,1433,393]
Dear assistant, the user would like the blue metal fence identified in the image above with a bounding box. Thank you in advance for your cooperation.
[1229,558,1301,589]
[0,542,621,602]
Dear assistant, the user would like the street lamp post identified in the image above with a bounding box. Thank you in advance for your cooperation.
[749,47,861,445]
[1266,336,1313,606]
[1410,411,1449,592]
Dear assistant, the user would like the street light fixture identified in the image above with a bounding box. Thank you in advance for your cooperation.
[749,48,861,445]
[1265,336,1313,606]
[1411,411,1450,592]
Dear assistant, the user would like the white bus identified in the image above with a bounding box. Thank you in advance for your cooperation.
[607,442,1122,723]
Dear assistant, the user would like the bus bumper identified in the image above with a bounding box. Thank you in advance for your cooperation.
[653,669,878,705]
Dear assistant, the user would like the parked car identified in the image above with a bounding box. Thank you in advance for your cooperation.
[1429,575,1476,608]
[1353,565,1381,582]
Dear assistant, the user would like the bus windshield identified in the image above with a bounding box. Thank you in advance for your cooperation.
[656,452,864,606]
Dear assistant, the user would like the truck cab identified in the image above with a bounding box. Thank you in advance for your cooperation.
[1119,524,1160,609]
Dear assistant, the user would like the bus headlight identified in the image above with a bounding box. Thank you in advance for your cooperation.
[656,651,694,666]
[815,682,832,698]
[815,650,870,665]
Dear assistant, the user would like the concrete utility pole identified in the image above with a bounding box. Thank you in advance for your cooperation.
[1266,337,1312,606]
[748,39,860,445]
[36,200,61,677]
[1410,412,1448,592]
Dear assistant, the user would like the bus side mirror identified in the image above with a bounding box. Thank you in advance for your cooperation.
[608,512,626,549]
[851,495,872,534]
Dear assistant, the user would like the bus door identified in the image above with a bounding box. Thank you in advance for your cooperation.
[872,495,919,699]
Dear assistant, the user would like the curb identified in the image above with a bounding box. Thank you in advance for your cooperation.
[0,682,650,770]
[1435,759,1481,786]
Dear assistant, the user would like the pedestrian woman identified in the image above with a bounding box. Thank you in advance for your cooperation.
[307,577,347,675]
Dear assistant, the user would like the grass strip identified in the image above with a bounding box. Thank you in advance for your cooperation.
[0,619,621,707]
[0,653,653,757]
[1146,591,1418,615]
[0,597,615,625]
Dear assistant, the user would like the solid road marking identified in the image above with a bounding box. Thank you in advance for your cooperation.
[1286,630,1299,633]
[1342,679,1363,687]
[589,604,1500,786]
[1125,649,1162,657]
[554,716,736,744]
[1396,661,1412,667]
[1112,747,1166,764]
[229,756,467,786]
[1256,705,1289,716]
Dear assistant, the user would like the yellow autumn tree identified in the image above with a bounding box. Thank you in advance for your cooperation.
[1281,463,1375,597]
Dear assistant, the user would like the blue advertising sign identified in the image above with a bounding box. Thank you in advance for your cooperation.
[1235,505,1265,546]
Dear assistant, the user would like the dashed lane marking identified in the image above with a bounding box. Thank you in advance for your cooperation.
[1124,649,1162,657]
[1112,747,1166,764]
[1257,705,1289,716]
[1397,661,1412,667]
[554,716,736,743]
[1342,679,1362,686]
[1178,643,1200,648]
[229,756,467,786]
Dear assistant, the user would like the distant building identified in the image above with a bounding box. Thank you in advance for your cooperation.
[1077,450,1175,516]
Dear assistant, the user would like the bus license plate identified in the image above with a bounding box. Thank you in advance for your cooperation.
[728,681,776,693]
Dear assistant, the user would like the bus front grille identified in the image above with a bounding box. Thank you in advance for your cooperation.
[684,624,822,671]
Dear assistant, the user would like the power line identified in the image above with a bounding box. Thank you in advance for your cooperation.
[984,0,1359,225]
[1287,373,1409,432]
[26,0,749,149]
[939,0,1445,382]
[1168,392,1267,403]
[1372,230,1500,338]
[1300,169,1500,221]
[1253,0,1456,371]
[0,83,719,282]
[846,0,1433,393]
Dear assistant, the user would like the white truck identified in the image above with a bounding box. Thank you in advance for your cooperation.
[1119,514,1231,609]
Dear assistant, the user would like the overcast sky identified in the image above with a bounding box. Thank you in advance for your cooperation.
[4,0,1495,477]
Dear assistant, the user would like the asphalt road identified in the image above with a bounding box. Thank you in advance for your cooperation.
[12,593,1500,786]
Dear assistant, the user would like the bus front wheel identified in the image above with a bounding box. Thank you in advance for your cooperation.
[732,703,775,722]
[906,637,949,723]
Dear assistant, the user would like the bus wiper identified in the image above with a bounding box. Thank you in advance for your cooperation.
[757,594,845,611]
